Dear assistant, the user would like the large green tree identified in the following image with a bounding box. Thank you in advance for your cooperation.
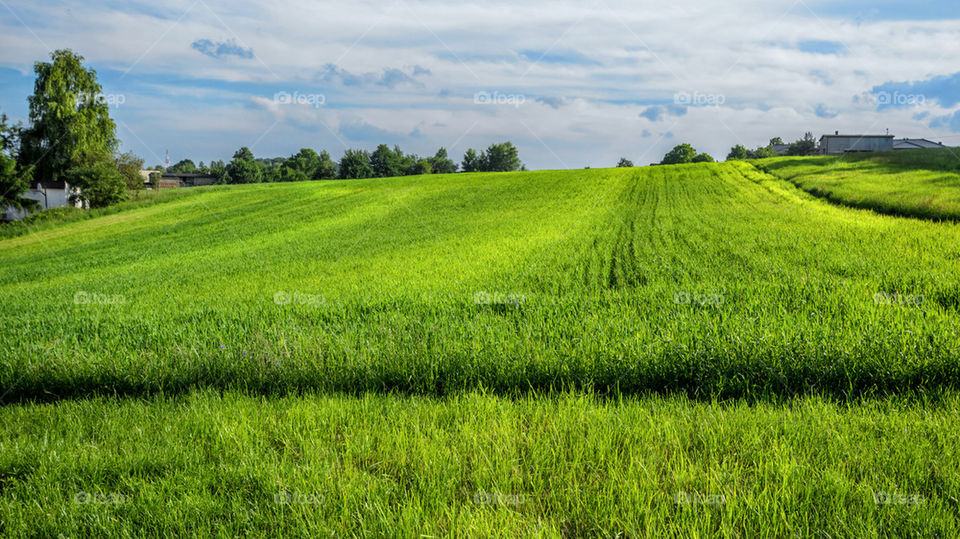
[661,143,698,165]
[370,144,403,178]
[429,147,457,174]
[461,149,482,173]
[482,142,522,172]
[787,132,819,156]
[226,147,263,184]
[312,150,337,180]
[406,157,432,176]
[286,148,320,179]
[167,159,197,174]
[65,161,126,208]
[19,49,117,183]
[726,144,749,161]
[115,151,144,196]
[338,149,373,179]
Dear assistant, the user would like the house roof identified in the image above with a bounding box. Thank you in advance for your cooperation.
[893,138,945,149]
[33,181,67,190]
[161,173,215,178]
[820,134,894,140]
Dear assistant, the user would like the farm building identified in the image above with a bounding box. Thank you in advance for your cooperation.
[893,138,947,150]
[771,143,791,156]
[819,133,894,155]
[1,180,84,221]
[157,172,218,188]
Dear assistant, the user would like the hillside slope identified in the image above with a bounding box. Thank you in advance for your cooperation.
[759,149,960,221]
[2,163,960,400]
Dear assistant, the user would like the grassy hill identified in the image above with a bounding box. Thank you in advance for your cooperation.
[3,162,960,401]
[3,162,960,535]
[760,148,960,221]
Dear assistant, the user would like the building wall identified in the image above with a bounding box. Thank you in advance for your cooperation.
[821,137,894,155]
[2,183,81,221]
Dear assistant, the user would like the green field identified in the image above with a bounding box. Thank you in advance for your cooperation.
[760,148,960,221]
[3,163,960,400]
[1,391,957,536]
[3,160,960,534]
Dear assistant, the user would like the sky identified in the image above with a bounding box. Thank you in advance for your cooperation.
[1,0,959,169]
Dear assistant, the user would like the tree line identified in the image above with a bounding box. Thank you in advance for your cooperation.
[161,141,524,184]
[1,48,525,215]
[612,134,819,169]
[726,133,818,160]
[614,144,714,168]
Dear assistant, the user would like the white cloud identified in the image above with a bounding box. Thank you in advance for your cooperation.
[1,0,959,167]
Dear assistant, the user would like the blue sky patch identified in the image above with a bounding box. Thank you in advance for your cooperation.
[797,40,845,55]
[191,39,254,60]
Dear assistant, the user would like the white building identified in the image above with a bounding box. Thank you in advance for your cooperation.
[1,180,84,221]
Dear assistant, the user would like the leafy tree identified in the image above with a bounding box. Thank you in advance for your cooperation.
[693,153,714,163]
[226,148,263,184]
[286,148,321,180]
[769,137,784,146]
[370,144,403,178]
[461,148,482,173]
[167,159,197,174]
[232,147,255,162]
[617,157,634,167]
[0,114,37,212]
[262,166,281,183]
[313,150,337,180]
[787,132,818,156]
[429,147,457,174]
[661,143,698,165]
[726,145,749,161]
[407,157,432,176]
[338,149,373,179]
[751,146,777,159]
[279,165,308,182]
[115,151,144,195]
[483,142,522,172]
[19,49,117,183]
[65,161,126,208]
[208,160,227,183]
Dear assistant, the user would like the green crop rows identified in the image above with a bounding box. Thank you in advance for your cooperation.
[2,162,960,400]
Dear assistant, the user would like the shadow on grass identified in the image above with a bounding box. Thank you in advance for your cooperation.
[3,349,959,406]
